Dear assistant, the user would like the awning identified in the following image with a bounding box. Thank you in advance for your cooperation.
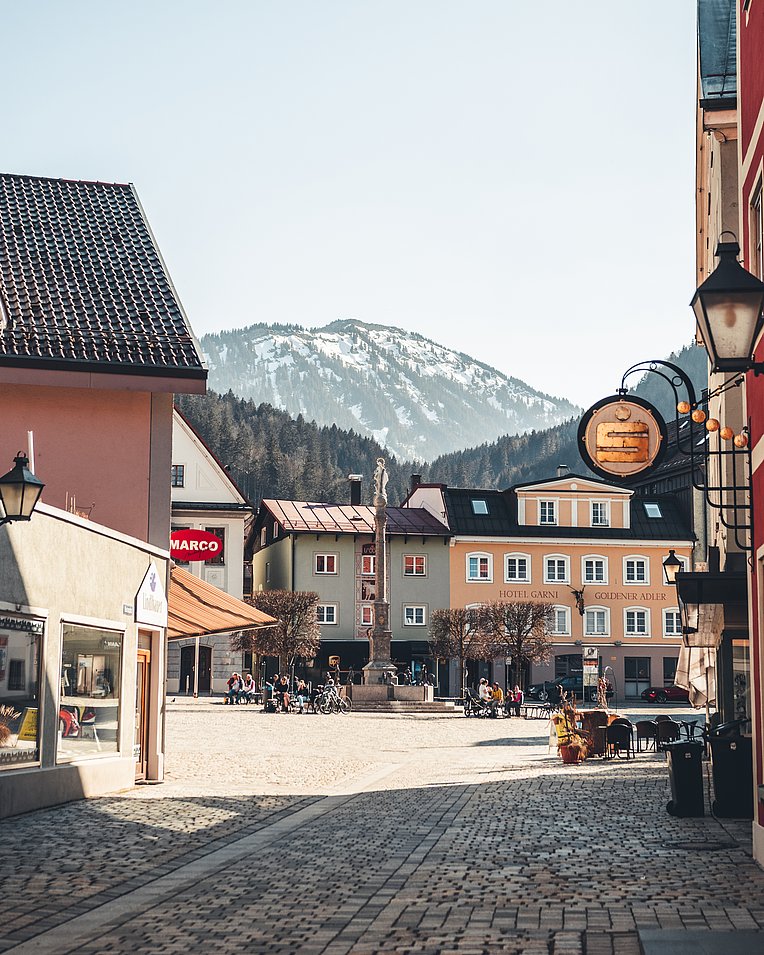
[167,565,276,640]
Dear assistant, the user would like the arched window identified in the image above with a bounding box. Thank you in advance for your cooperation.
[504,553,531,583]
[581,554,608,585]
[466,552,493,583]
[624,607,650,636]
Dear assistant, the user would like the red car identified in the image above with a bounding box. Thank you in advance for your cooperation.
[640,686,690,704]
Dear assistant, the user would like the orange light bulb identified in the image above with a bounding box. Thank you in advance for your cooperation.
[734,433,749,448]
[677,401,691,414]
[706,418,720,432]
[720,426,734,440]
[691,409,707,423]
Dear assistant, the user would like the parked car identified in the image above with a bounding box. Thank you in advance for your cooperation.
[640,685,690,704]
[526,675,583,703]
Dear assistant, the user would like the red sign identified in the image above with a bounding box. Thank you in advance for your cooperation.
[170,529,223,562]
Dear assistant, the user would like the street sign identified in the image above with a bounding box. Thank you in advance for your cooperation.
[578,395,667,481]
[583,646,598,660]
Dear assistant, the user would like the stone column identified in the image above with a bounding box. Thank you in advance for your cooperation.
[363,459,398,685]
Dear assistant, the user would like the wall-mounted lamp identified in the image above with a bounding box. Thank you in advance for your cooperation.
[0,453,45,527]
[663,550,682,586]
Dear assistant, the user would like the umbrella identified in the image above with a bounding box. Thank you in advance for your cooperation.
[675,645,717,709]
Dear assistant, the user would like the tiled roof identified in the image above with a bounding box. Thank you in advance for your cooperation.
[443,487,694,542]
[0,173,206,378]
[262,499,450,537]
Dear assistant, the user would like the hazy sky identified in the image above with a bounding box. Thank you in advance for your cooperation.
[3,1,698,407]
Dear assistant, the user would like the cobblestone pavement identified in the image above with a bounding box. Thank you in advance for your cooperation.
[1,701,762,954]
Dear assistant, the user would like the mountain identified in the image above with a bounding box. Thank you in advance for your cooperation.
[199,320,579,460]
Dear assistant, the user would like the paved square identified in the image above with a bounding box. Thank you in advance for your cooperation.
[1,702,762,954]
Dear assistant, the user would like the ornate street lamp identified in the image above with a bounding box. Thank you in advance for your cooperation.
[0,453,45,526]
[662,550,683,586]
[691,235,764,373]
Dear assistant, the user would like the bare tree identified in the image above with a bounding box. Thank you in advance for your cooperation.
[232,591,320,687]
[428,607,492,698]
[481,601,554,691]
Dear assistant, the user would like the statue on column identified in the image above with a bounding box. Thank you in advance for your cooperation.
[373,457,388,505]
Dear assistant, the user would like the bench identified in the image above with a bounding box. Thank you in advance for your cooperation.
[520,702,552,720]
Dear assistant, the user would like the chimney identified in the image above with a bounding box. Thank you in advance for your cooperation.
[348,474,363,506]
[410,474,422,493]
[556,464,570,478]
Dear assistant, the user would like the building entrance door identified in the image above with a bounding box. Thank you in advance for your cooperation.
[179,645,212,695]
[135,649,150,780]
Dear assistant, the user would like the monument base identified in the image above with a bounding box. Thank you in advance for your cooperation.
[361,661,399,685]
[350,684,435,703]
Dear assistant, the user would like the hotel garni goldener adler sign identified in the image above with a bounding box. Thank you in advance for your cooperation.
[578,395,667,481]
[169,529,224,562]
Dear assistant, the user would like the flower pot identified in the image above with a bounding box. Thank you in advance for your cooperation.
[560,742,583,764]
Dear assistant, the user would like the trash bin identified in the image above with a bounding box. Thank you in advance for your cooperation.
[665,740,705,817]
[709,735,753,819]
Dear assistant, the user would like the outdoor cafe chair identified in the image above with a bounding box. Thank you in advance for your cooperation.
[656,718,682,750]
[605,723,634,759]
[635,719,658,752]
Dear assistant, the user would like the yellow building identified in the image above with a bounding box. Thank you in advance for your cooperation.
[405,470,694,704]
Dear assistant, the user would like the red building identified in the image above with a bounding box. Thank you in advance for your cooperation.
[738,1,764,864]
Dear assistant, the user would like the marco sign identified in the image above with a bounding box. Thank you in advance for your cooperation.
[170,529,223,562]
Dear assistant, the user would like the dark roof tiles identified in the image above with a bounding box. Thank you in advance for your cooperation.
[0,173,205,377]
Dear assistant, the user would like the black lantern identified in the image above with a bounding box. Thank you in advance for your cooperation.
[662,549,682,585]
[690,237,764,373]
[0,453,45,526]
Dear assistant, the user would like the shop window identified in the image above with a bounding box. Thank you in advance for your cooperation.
[58,625,123,763]
[0,617,43,769]
[624,656,650,698]
[663,657,677,686]
[204,527,225,566]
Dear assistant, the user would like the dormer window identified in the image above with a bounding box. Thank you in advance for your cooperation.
[471,499,489,515]
[539,500,557,525]
[644,503,662,518]
[591,501,609,526]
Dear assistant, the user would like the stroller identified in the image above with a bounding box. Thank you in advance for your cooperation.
[463,688,492,718]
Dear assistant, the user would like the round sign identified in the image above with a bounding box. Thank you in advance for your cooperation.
[170,528,223,562]
[578,395,667,482]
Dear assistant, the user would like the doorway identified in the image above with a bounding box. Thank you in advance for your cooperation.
[135,648,151,780]
[179,644,212,695]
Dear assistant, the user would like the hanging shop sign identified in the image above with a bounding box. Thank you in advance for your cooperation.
[578,395,667,481]
[170,528,224,562]
[135,562,168,628]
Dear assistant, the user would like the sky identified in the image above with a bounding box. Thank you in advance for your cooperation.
[3,1,698,408]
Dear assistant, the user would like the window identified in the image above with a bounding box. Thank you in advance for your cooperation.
[551,606,570,635]
[265,561,271,584]
[361,555,376,576]
[624,657,651,697]
[505,554,530,583]
[204,527,225,566]
[315,554,337,575]
[273,522,280,540]
[403,555,427,576]
[361,605,374,627]
[317,604,337,625]
[544,555,569,583]
[624,557,649,584]
[585,608,609,636]
[663,657,678,686]
[260,527,267,548]
[643,503,662,518]
[171,525,189,566]
[591,501,609,526]
[471,499,489,515]
[752,181,763,278]
[625,608,650,636]
[663,609,682,637]
[582,556,607,584]
[59,625,123,763]
[467,553,492,582]
[0,617,43,768]
[539,500,557,524]
[170,464,185,488]
[404,605,426,626]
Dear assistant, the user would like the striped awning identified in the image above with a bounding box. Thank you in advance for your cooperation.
[167,565,275,640]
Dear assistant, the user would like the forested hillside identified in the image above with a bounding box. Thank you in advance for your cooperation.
[175,392,587,506]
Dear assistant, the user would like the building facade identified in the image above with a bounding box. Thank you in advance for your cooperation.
[405,474,694,703]
[169,409,253,693]
[250,495,451,687]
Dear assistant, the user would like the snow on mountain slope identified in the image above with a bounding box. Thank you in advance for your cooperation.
[200,320,579,460]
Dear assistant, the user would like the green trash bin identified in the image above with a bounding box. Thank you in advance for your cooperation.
[665,740,705,818]
[710,735,753,819]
